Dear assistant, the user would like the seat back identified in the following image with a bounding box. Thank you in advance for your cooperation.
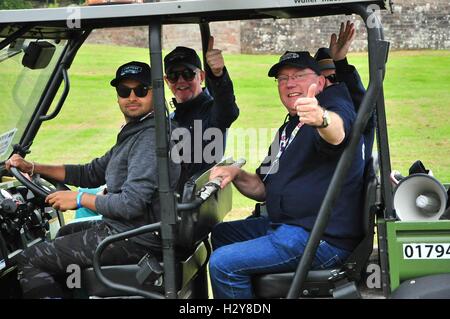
[341,158,378,281]
[177,160,233,252]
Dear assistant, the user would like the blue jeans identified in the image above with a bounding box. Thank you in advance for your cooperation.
[209,217,350,299]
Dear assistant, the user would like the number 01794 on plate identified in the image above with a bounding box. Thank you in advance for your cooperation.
[403,243,450,259]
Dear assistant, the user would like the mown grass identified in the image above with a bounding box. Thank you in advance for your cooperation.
[22,45,450,214]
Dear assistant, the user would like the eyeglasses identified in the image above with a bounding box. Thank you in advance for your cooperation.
[275,72,317,85]
[166,69,197,83]
[116,84,151,98]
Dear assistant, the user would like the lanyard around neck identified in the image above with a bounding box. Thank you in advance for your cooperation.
[275,120,304,160]
[262,118,304,182]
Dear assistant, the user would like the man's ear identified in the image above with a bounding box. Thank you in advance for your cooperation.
[163,75,169,85]
[199,70,206,83]
[316,75,327,93]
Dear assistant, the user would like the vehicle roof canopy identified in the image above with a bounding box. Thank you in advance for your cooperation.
[0,0,388,39]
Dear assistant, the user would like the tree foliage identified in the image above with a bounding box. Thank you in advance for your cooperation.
[0,1,86,9]
[0,0,33,9]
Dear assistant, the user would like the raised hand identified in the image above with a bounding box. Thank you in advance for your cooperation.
[295,83,323,127]
[205,36,225,77]
[329,21,356,61]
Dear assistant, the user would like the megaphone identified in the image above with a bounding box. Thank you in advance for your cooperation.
[393,173,448,221]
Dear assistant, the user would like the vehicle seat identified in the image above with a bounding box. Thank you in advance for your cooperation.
[252,159,379,298]
[79,162,233,298]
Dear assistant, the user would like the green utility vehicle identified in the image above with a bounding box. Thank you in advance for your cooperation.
[1,0,449,299]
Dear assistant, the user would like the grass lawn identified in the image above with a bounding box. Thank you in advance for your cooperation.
[28,45,450,217]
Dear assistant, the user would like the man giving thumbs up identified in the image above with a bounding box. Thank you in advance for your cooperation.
[164,36,240,182]
[207,51,365,299]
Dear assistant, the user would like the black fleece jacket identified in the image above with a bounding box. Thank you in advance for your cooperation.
[171,67,239,178]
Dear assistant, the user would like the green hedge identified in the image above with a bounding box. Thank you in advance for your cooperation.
[0,0,32,9]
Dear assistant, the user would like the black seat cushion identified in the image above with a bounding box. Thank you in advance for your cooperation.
[81,264,165,297]
[253,269,339,298]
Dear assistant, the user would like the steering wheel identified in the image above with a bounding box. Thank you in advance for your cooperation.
[10,167,70,198]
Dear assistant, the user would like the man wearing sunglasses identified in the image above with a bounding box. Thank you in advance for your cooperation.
[314,21,374,167]
[164,37,239,182]
[6,61,180,298]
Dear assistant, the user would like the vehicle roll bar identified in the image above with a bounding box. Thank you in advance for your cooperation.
[92,222,165,299]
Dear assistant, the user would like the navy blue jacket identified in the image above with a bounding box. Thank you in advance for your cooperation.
[335,58,375,163]
[257,83,365,251]
[172,67,239,179]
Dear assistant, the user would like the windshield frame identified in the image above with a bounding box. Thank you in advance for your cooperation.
[0,37,68,162]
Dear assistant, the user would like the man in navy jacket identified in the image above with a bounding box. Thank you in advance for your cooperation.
[207,51,365,299]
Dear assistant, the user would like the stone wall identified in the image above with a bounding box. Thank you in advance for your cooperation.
[87,26,149,48]
[86,0,449,53]
[86,21,240,53]
[162,21,241,53]
[240,0,450,54]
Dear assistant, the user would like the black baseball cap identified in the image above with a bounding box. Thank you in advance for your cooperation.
[110,61,152,87]
[164,46,202,73]
[268,51,321,77]
[314,47,336,71]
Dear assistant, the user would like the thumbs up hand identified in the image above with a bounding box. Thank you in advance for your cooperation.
[294,84,324,127]
[205,36,225,77]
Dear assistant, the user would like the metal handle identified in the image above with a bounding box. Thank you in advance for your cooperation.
[198,158,246,201]
[39,67,70,121]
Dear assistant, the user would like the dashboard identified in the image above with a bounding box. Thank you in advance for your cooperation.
[0,175,58,271]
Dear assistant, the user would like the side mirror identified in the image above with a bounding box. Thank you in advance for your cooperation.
[22,41,56,70]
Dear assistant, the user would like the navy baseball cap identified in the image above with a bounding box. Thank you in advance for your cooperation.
[268,51,321,77]
[314,47,336,71]
[110,61,151,87]
[164,46,202,73]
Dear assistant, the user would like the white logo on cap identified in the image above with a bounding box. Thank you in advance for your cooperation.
[280,52,300,62]
[120,66,142,76]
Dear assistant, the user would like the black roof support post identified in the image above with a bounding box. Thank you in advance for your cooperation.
[149,21,178,299]
[286,3,389,299]
[357,4,393,298]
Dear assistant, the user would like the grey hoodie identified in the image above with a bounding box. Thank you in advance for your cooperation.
[64,114,180,248]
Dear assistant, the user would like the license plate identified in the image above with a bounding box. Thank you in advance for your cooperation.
[403,243,450,259]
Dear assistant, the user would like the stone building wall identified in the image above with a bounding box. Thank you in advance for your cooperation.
[86,0,449,53]
[86,21,240,53]
[240,0,450,54]
[162,21,241,53]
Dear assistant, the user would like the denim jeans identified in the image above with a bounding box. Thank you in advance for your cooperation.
[209,216,350,299]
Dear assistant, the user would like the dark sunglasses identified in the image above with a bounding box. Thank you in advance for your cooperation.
[166,69,197,83]
[325,74,337,83]
[116,85,151,98]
